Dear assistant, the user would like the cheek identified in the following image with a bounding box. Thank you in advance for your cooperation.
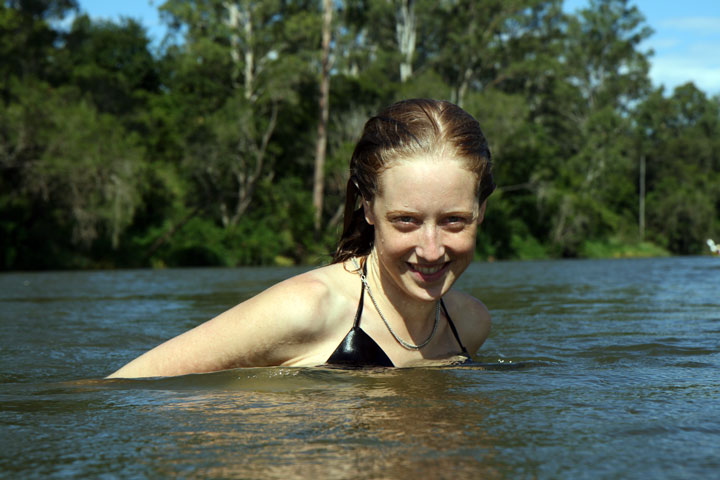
[374,226,414,255]
[376,229,477,259]
[446,229,478,254]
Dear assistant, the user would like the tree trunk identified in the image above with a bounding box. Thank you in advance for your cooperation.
[243,6,254,100]
[224,2,254,99]
[229,103,278,226]
[226,3,241,87]
[313,0,333,232]
[396,0,416,83]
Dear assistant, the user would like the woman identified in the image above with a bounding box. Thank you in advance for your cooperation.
[108,98,495,378]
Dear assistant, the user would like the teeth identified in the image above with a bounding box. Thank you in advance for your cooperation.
[415,264,443,274]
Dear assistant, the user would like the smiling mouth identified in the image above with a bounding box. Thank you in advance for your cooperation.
[409,262,449,275]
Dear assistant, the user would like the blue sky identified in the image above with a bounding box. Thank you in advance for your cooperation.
[78,0,720,96]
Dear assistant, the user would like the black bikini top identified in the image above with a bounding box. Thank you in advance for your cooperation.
[325,266,470,368]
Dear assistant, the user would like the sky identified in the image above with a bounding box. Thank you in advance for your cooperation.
[78,0,720,96]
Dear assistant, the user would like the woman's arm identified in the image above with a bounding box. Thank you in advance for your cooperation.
[106,273,333,378]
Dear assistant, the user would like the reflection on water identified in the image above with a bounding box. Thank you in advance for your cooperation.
[2,368,502,478]
[1,257,719,478]
[128,368,501,479]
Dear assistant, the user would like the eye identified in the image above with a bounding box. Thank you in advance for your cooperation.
[442,215,472,230]
[389,215,420,230]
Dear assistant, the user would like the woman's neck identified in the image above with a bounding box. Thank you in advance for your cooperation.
[364,251,439,339]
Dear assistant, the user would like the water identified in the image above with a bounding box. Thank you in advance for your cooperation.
[1,257,719,479]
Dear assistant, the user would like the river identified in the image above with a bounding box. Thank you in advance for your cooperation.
[1,257,718,479]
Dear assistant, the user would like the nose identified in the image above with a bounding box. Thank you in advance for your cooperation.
[417,225,445,262]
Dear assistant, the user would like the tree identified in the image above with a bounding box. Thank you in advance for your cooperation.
[312,0,333,232]
[159,0,318,228]
[0,81,145,267]
[395,0,416,83]
[0,0,78,102]
[429,0,553,107]
[61,15,160,123]
[538,0,653,255]
[637,84,720,253]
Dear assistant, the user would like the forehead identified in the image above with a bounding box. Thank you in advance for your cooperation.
[375,156,478,209]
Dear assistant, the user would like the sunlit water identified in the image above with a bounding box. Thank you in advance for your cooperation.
[1,257,719,479]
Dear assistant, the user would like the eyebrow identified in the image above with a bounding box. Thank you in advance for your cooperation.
[384,209,476,217]
[385,209,417,215]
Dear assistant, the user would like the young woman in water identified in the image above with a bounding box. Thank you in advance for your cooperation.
[108,98,496,378]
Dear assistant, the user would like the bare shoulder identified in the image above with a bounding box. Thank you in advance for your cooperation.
[241,262,349,336]
[444,290,491,356]
[230,261,357,364]
[107,262,355,378]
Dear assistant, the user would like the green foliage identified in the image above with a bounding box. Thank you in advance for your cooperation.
[636,83,720,254]
[1,79,145,268]
[510,234,550,260]
[580,237,669,258]
[0,0,78,97]
[2,0,719,270]
[148,175,316,267]
[61,15,160,120]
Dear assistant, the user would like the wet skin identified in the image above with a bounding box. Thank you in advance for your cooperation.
[364,156,486,308]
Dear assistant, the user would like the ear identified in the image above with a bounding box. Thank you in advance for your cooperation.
[477,200,488,225]
[363,199,375,225]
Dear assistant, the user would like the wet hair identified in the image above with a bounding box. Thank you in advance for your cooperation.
[332,98,495,264]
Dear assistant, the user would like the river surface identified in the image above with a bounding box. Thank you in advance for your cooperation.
[1,257,719,479]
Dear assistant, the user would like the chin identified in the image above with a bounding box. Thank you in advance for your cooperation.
[407,275,456,301]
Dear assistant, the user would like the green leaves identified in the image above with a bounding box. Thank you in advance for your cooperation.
[636,84,720,253]
[1,80,145,267]
[1,0,719,269]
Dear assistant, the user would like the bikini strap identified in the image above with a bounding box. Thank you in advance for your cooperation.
[440,299,471,357]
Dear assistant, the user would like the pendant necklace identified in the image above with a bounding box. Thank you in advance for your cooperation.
[352,257,439,350]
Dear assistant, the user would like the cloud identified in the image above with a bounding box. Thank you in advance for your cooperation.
[650,54,720,94]
[646,37,680,50]
[644,16,720,95]
[657,17,720,34]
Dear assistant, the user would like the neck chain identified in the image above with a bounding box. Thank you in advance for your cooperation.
[352,257,439,351]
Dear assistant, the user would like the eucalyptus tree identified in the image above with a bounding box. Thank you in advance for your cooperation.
[0,1,150,268]
[636,84,720,253]
[0,80,146,268]
[159,0,320,229]
[539,0,653,255]
[426,0,556,107]
[312,0,333,232]
[0,0,78,102]
[61,16,160,123]
[339,0,437,84]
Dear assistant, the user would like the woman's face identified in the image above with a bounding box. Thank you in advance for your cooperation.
[365,155,486,303]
